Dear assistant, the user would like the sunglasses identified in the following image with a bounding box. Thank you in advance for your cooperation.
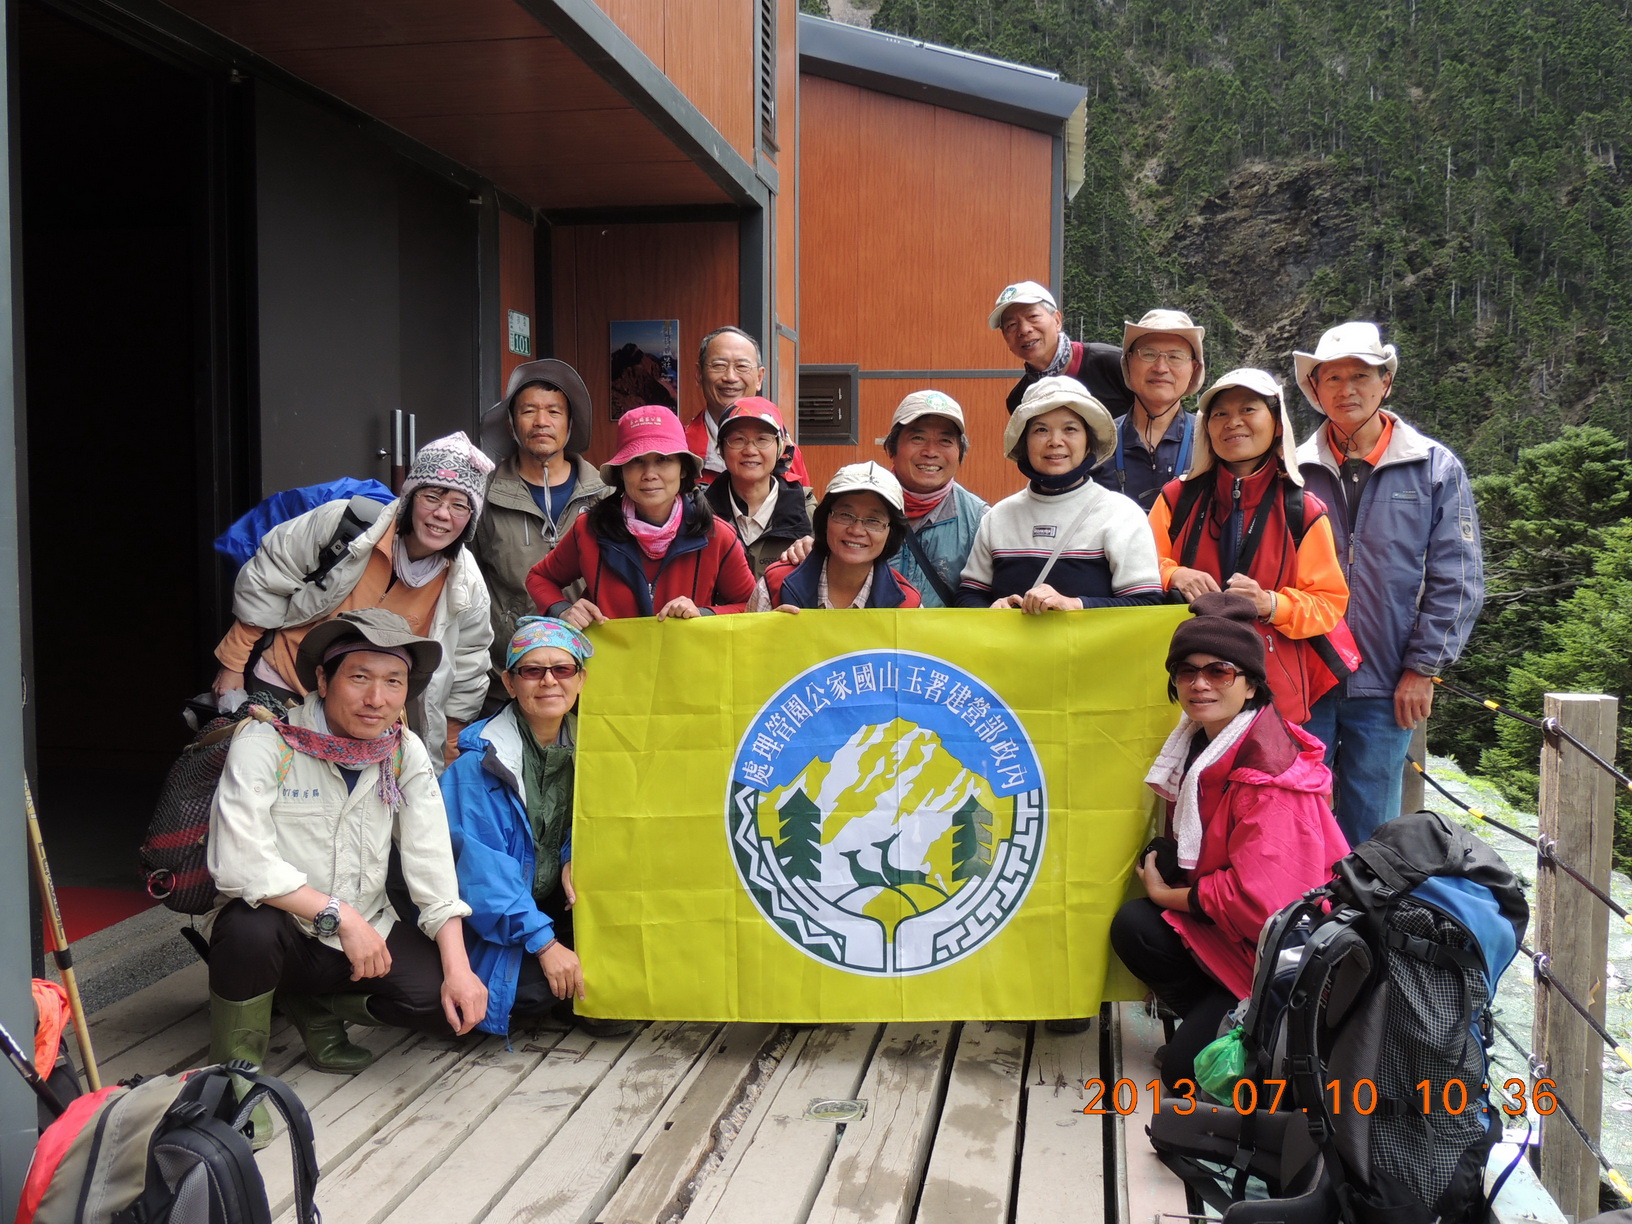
[511,663,582,682]
[1173,661,1244,686]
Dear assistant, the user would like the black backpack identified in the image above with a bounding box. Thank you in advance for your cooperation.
[21,1064,317,1224]
[1150,811,1529,1224]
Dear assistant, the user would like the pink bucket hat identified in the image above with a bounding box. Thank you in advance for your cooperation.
[598,407,702,487]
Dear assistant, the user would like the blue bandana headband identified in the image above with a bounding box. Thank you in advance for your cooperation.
[506,616,594,670]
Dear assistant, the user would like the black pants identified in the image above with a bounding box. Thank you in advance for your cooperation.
[210,900,456,1038]
[1110,898,1237,1089]
[512,889,575,1016]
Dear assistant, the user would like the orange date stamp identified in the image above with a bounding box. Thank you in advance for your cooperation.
[1080,1077,1557,1116]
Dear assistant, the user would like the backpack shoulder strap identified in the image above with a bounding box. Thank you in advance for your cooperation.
[1283,482,1308,545]
[1176,411,1196,478]
[301,496,385,591]
[899,528,958,606]
[231,1070,321,1224]
[1167,478,1209,544]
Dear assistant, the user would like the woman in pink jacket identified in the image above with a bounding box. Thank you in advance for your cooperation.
[1111,592,1349,1088]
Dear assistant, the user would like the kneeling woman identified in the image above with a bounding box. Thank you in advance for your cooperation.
[440,617,634,1036]
[748,462,921,610]
[1111,593,1347,1087]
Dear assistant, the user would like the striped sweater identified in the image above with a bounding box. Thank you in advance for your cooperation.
[955,479,1164,608]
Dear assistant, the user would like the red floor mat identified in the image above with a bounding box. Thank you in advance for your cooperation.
[51,888,158,945]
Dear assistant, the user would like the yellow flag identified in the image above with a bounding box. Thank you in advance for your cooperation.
[574,606,1187,1022]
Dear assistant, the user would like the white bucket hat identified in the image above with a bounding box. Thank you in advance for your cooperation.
[890,389,966,432]
[1121,309,1207,397]
[1003,376,1117,466]
[988,281,1059,330]
[822,461,905,515]
[1186,368,1303,487]
[1292,321,1399,411]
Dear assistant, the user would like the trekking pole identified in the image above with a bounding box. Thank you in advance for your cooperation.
[0,1016,68,1118]
[24,776,101,1089]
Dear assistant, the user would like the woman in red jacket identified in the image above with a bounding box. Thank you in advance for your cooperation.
[526,407,754,624]
[1111,593,1348,1088]
[1147,368,1355,724]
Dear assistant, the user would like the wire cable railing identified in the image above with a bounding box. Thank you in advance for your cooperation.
[1432,675,1632,793]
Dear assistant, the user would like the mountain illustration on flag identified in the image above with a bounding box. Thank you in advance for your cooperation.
[755,718,1013,945]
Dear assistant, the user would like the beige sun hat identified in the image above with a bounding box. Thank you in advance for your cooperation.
[1121,309,1207,397]
[296,609,443,698]
[1002,376,1117,466]
[1185,368,1303,487]
[1291,321,1399,411]
[821,461,905,515]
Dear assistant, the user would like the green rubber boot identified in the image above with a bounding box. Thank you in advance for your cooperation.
[277,993,378,1074]
[208,990,275,1151]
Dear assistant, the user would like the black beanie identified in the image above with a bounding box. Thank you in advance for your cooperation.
[1166,591,1266,675]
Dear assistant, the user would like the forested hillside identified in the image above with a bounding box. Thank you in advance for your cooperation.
[809,0,1632,854]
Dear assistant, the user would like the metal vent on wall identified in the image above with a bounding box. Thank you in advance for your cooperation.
[798,365,859,445]
[758,0,778,151]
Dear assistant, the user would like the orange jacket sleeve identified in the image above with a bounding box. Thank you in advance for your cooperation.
[1147,491,1180,589]
[1268,512,1349,639]
[215,619,268,670]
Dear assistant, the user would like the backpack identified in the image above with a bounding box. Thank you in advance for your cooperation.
[17,1065,318,1224]
[138,702,288,914]
[214,480,393,577]
[1150,810,1529,1224]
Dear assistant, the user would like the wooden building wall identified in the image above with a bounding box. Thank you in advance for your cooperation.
[591,0,756,165]
[549,221,740,470]
[796,75,1057,506]
[499,210,536,390]
[771,0,799,408]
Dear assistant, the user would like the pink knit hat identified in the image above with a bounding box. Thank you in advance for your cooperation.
[399,431,495,544]
[598,407,702,486]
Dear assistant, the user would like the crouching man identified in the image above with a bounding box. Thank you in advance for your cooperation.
[206,609,487,1146]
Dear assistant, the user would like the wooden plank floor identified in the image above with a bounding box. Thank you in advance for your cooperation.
[83,976,1564,1224]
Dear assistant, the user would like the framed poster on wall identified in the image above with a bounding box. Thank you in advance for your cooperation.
[609,319,680,420]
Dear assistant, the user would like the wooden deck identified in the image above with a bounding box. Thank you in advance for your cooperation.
[86,963,1565,1224]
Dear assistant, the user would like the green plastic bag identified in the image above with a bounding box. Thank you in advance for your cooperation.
[1193,1027,1246,1102]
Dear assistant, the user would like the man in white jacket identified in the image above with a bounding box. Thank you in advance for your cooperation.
[207,610,487,1146]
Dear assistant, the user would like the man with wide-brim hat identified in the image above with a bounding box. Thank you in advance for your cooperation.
[991,280,1133,419]
[956,375,1163,614]
[1292,321,1484,845]
[1091,308,1207,511]
[473,359,613,692]
[206,609,487,1147]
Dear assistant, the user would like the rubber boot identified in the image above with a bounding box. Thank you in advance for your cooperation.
[277,993,376,1074]
[208,990,275,1151]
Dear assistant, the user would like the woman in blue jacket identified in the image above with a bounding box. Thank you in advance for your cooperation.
[439,616,633,1037]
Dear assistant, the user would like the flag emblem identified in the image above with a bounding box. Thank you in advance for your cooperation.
[726,648,1046,976]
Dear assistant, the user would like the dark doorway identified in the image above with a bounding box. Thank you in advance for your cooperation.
[18,5,230,895]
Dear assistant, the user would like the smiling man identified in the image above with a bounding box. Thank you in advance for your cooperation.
[687,326,811,487]
[880,390,988,606]
[1092,309,1206,511]
[206,610,487,1145]
[1293,322,1484,844]
[992,281,1132,419]
[475,359,612,682]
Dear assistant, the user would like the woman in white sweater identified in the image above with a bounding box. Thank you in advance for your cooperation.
[956,376,1164,611]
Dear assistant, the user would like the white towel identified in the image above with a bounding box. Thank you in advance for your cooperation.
[1144,709,1257,869]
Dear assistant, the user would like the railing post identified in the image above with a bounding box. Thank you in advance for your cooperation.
[1401,721,1427,814]
[1534,692,1619,1222]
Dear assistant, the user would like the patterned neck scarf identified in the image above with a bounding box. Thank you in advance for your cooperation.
[622,496,683,560]
[1039,330,1074,377]
[900,479,955,521]
[276,720,404,811]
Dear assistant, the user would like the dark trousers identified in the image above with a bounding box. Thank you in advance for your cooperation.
[1110,898,1237,1089]
[512,889,574,1015]
[210,900,455,1038]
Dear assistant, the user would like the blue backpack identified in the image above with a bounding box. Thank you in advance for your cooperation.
[214,479,394,583]
[1151,810,1529,1224]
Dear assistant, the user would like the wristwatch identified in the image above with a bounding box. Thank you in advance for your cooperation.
[313,896,343,937]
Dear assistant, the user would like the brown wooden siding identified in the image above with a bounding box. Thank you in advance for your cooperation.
[499,211,536,388]
[590,0,756,163]
[773,0,798,370]
[550,221,739,470]
[797,75,1055,505]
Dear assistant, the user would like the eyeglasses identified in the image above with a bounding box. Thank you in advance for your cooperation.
[1132,347,1195,366]
[418,490,473,517]
[511,663,582,682]
[1173,661,1244,686]
[830,510,890,533]
[722,432,780,451]
[703,360,759,377]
